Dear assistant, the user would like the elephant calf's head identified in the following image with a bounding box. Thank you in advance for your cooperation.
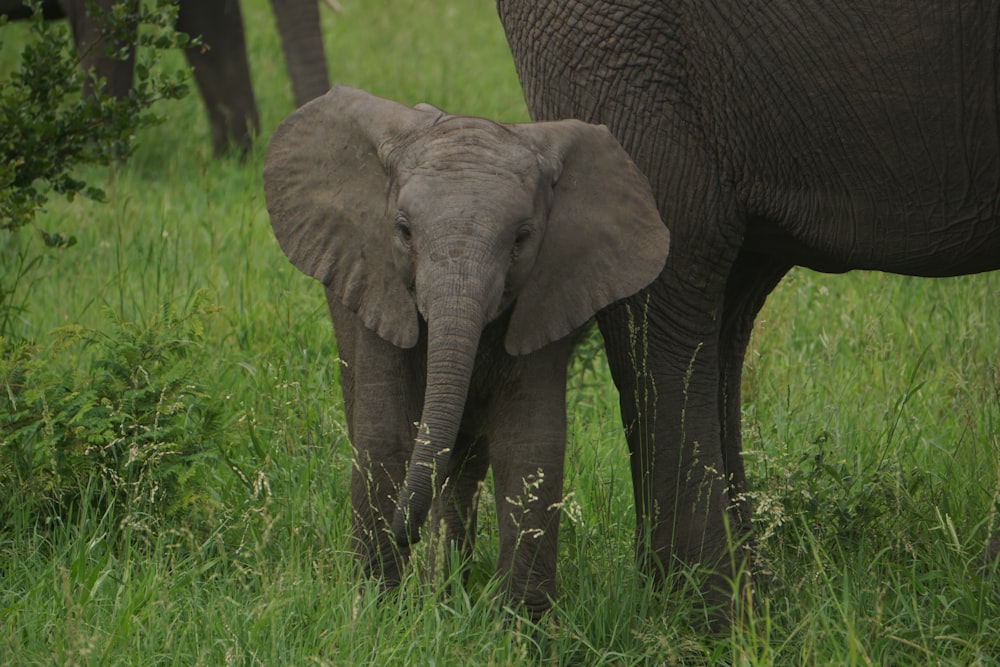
[384,115,561,335]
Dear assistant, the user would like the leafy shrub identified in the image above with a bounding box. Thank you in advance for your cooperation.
[0,0,190,233]
[0,292,225,533]
[1,0,191,341]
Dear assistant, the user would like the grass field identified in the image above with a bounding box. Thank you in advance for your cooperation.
[2,1,999,664]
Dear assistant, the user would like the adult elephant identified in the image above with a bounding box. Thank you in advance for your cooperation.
[1,0,330,156]
[497,0,1000,613]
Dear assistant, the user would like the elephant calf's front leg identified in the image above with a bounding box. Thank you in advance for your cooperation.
[330,298,424,589]
[424,432,491,588]
[493,449,564,618]
[488,343,574,618]
[351,450,409,586]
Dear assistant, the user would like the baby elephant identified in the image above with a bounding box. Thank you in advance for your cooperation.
[263,85,668,618]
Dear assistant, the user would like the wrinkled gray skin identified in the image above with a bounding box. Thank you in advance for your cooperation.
[498,0,1000,616]
[263,85,669,617]
[1,0,329,156]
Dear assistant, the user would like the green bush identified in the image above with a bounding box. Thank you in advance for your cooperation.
[0,292,224,533]
[0,0,189,233]
[0,1,215,538]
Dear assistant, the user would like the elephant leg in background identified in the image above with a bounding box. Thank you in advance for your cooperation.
[269,0,330,107]
[718,253,791,552]
[177,0,259,157]
[328,296,422,586]
[0,0,65,20]
[487,337,575,619]
[62,0,135,99]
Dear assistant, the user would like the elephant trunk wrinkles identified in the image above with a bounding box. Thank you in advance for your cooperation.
[390,284,490,547]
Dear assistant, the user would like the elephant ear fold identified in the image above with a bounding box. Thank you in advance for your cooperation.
[263,84,436,349]
[505,120,669,355]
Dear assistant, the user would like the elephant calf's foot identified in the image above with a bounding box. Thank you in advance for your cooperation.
[495,577,556,622]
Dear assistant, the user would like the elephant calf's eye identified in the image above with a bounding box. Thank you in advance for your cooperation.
[510,226,532,263]
[395,216,413,243]
[514,226,532,247]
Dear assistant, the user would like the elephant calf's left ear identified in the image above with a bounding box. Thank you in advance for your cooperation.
[263,85,439,349]
[505,120,669,355]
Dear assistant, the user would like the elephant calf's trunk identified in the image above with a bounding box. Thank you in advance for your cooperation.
[390,300,485,546]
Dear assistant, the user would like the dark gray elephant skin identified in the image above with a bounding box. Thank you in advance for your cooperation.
[263,85,668,617]
[497,0,1000,613]
[1,0,329,156]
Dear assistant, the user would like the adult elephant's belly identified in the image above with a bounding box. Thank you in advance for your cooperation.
[741,191,1000,278]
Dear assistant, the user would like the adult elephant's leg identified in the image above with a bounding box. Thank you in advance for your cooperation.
[718,253,790,548]
[597,248,739,611]
[328,296,422,587]
[63,0,135,98]
[269,0,329,107]
[177,0,259,157]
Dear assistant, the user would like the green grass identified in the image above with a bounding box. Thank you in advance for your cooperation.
[2,0,999,663]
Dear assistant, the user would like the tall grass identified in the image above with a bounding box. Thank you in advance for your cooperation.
[2,0,998,663]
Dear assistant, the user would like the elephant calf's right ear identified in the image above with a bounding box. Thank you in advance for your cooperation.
[263,84,430,349]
